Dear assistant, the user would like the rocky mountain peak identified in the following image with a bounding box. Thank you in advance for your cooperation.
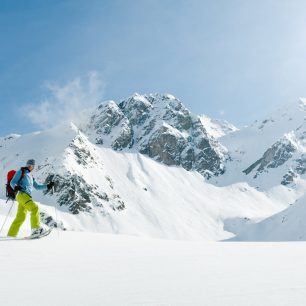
[117,93,193,127]
[86,93,228,178]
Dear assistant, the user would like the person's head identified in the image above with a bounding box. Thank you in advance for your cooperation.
[26,159,35,171]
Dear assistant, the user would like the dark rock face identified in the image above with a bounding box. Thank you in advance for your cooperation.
[90,101,133,150]
[40,132,126,216]
[91,101,125,135]
[281,155,306,185]
[88,93,227,178]
[294,156,306,175]
[243,138,296,177]
[281,171,297,186]
[69,135,96,166]
[40,210,66,230]
[141,125,186,166]
[44,173,125,215]
[112,124,133,150]
[45,173,95,214]
[118,95,152,126]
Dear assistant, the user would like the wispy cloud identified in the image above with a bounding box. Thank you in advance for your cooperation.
[219,110,225,117]
[22,71,105,129]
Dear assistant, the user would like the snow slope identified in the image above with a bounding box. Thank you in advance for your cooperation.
[1,231,306,306]
[230,194,306,241]
[200,114,238,138]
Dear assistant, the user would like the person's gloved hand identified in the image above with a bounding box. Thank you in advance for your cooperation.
[47,181,55,190]
[14,186,22,192]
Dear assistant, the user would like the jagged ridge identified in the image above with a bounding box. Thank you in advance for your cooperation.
[87,93,228,178]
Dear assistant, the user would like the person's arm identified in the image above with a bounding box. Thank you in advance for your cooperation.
[33,179,48,190]
[10,169,22,190]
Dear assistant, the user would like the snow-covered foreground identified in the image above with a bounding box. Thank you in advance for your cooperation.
[1,231,306,306]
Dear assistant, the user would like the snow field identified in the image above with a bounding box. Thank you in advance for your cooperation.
[1,231,306,306]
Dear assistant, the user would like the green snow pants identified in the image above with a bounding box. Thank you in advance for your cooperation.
[7,192,40,237]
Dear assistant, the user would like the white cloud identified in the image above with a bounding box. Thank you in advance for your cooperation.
[23,71,105,129]
[219,110,225,117]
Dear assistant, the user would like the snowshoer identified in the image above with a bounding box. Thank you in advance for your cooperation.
[7,159,54,238]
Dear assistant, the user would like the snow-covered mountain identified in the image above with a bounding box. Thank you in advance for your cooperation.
[84,93,228,178]
[0,124,286,241]
[200,115,238,139]
[1,93,306,241]
[217,98,306,188]
[215,98,306,241]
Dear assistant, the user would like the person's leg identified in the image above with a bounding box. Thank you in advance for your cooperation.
[24,198,40,229]
[7,196,26,237]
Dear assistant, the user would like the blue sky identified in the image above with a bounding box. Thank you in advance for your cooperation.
[1,0,306,135]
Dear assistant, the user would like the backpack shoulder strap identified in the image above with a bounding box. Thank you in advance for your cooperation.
[17,167,27,185]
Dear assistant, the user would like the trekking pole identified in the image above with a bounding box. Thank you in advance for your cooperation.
[52,185,60,239]
[0,200,14,235]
